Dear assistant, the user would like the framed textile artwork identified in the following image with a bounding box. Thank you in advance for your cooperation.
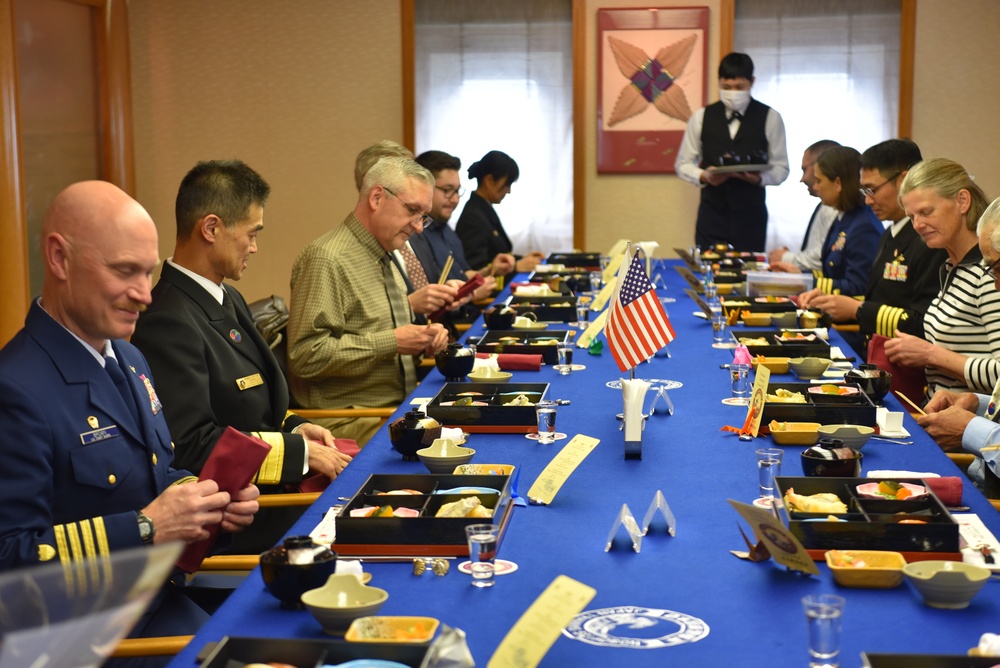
[597,7,709,174]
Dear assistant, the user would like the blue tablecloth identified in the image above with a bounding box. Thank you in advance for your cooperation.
[169,260,1000,667]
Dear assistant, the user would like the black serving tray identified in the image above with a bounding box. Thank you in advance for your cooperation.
[476,330,570,364]
[426,382,549,431]
[733,328,831,358]
[545,252,602,269]
[720,296,798,313]
[505,295,578,322]
[334,473,514,556]
[775,476,959,559]
[201,636,429,668]
[527,270,599,293]
[762,382,876,425]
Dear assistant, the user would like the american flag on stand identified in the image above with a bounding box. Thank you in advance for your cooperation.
[605,251,676,371]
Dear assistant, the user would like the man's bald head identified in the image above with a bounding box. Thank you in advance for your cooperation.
[41,181,160,353]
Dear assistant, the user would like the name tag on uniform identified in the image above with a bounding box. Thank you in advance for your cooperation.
[80,425,121,445]
[236,373,264,391]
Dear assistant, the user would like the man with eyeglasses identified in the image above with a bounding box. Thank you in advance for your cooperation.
[413,151,514,294]
[768,139,840,272]
[798,139,947,353]
[287,157,449,445]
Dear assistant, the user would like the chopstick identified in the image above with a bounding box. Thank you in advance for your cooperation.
[894,391,927,416]
[438,253,454,284]
[980,444,1000,452]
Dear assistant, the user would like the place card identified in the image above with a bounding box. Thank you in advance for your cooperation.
[602,249,625,284]
[575,308,608,349]
[642,490,676,536]
[727,499,819,575]
[488,575,596,668]
[684,288,715,318]
[605,238,629,259]
[526,434,600,505]
[310,506,339,546]
[605,503,643,552]
[746,365,769,437]
[589,278,617,312]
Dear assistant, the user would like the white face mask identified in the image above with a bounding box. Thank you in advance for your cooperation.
[719,89,750,113]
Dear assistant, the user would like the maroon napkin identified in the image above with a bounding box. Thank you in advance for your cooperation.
[924,477,963,506]
[430,274,485,321]
[868,334,927,406]
[475,352,542,371]
[177,427,271,572]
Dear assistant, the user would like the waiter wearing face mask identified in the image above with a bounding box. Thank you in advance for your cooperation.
[675,52,789,253]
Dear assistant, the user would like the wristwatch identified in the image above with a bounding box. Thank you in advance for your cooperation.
[136,511,156,545]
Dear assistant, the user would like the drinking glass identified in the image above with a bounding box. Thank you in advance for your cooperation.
[756,448,783,500]
[465,524,500,588]
[556,342,573,374]
[711,315,727,345]
[588,270,603,293]
[731,363,750,403]
[802,594,845,667]
[535,400,557,444]
[575,302,590,329]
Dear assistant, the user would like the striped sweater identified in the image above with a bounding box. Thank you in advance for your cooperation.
[923,246,1000,394]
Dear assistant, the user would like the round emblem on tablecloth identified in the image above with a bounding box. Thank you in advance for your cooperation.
[562,606,709,649]
[605,379,683,391]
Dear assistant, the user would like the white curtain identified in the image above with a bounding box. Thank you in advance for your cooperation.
[735,0,901,251]
[413,0,573,255]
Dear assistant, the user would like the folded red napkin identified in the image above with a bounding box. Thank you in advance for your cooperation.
[924,477,962,506]
[475,352,542,371]
[177,427,271,572]
[334,437,360,457]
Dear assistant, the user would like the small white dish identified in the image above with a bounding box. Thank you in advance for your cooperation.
[856,481,928,500]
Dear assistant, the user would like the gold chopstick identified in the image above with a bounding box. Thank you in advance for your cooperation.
[438,254,454,284]
[981,444,1000,452]
[894,391,926,416]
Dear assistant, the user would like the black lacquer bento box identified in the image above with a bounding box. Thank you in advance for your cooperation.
[475,330,570,365]
[333,473,514,557]
[733,328,831,358]
[774,476,960,561]
[545,252,603,269]
[504,294,578,322]
[761,382,877,426]
[425,382,549,432]
[721,296,799,314]
[201,636,430,667]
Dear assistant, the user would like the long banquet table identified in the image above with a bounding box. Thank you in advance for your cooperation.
[169,259,1000,667]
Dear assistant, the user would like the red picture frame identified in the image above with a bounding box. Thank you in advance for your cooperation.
[597,6,710,174]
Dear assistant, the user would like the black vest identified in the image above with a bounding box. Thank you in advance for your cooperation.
[699,98,770,211]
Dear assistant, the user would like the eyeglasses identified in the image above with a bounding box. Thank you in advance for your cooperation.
[859,171,901,198]
[382,186,431,227]
[435,185,465,200]
[982,257,1000,279]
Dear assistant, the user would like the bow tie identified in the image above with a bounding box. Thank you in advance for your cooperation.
[728,111,743,124]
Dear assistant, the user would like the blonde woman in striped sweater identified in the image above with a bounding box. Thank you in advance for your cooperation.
[884,158,995,398]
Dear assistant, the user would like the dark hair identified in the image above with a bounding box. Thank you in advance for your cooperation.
[816,146,864,212]
[860,139,923,178]
[467,150,519,186]
[806,139,841,158]
[718,52,754,80]
[175,160,269,238]
[415,150,461,177]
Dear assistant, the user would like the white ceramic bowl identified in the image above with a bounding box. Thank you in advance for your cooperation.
[902,560,991,609]
[816,424,875,450]
[301,574,389,633]
[788,357,833,379]
[416,438,475,474]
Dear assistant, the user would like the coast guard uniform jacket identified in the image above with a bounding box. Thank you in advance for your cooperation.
[0,302,193,572]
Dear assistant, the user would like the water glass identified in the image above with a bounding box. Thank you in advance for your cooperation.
[711,315,727,345]
[588,270,603,292]
[465,523,500,588]
[576,302,590,329]
[535,400,557,444]
[802,594,845,667]
[730,363,750,403]
[756,448,783,500]
[556,342,573,374]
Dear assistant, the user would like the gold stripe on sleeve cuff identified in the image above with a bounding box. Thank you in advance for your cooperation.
[875,305,905,337]
[251,431,287,485]
[170,476,199,486]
